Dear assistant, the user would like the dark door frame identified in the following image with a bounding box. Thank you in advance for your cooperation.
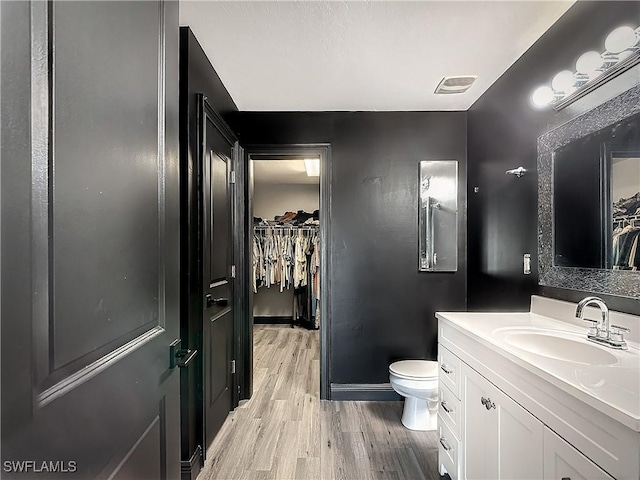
[240,144,332,400]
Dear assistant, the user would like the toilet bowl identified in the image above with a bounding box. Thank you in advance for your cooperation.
[389,360,438,431]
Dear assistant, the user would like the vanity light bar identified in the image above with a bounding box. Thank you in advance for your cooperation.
[531,24,640,109]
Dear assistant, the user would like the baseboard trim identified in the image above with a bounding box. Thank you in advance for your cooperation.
[254,316,292,324]
[330,383,401,401]
[180,445,203,480]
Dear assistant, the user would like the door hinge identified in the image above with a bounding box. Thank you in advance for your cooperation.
[230,264,236,278]
[230,171,236,184]
[231,359,236,374]
[237,385,241,394]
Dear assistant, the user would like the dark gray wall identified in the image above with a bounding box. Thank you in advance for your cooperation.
[467,1,640,315]
[230,112,467,384]
[178,26,238,476]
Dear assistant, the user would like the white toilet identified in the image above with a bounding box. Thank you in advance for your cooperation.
[389,360,439,431]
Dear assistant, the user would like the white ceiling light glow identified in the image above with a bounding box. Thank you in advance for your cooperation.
[605,26,637,54]
[575,51,603,74]
[304,159,320,177]
[551,70,576,93]
[531,86,555,108]
[530,23,640,109]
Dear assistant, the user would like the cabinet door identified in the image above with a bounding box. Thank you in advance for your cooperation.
[463,364,499,479]
[494,382,543,480]
[462,364,543,480]
[543,427,614,480]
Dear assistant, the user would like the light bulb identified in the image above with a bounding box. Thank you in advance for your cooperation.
[531,86,554,107]
[576,51,603,74]
[551,70,575,93]
[605,26,636,54]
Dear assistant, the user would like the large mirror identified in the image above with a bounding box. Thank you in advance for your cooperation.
[538,84,640,298]
[553,112,640,269]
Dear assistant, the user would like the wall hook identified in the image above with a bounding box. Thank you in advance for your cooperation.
[506,166,527,178]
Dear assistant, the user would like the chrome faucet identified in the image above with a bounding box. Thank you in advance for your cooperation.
[575,296,630,350]
[576,296,610,338]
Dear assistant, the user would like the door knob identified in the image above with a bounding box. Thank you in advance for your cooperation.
[205,294,228,308]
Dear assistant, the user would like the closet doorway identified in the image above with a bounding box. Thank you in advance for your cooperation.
[244,146,331,400]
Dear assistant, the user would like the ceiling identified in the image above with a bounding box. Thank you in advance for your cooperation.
[179,0,575,112]
[253,160,321,185]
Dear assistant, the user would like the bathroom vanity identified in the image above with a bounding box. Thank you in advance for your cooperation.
[436,296,639,480]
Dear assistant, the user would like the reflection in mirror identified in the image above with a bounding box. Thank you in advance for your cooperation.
[538,84,640,298]
[611,150,640,270]
[553,112,640,271]
[418,161,457,272]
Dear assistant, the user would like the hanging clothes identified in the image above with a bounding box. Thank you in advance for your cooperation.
[253,226,319,290]
[293,231,308,288]
[612,220,640,270]
[252,225,320,328]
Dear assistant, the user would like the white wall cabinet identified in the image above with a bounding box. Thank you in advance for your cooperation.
[462,363,543,480]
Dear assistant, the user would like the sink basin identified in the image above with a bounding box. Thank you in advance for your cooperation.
[495,327,619,366]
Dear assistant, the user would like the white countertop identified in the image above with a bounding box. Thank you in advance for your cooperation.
[436,307,640,432]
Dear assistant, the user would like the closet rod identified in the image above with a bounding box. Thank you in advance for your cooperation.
[613,214,640,226]
[253,225,318,230]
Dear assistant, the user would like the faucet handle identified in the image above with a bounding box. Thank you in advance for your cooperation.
[610,325,630,347]
[611,324,630,333]
[583,318,598,336]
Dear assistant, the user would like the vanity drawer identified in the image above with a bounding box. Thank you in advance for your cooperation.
[438,414,461,480]
[438,345,461,399]
[439,384,461,437]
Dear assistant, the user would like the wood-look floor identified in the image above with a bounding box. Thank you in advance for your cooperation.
[199,325,440,480]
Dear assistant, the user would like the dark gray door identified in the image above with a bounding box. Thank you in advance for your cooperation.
[201,100,235,450]
[1,2,180,478]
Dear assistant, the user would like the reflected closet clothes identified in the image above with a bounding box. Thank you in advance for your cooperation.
[612,224,640,269]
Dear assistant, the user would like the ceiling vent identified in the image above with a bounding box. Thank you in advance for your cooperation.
[434,75,478,94]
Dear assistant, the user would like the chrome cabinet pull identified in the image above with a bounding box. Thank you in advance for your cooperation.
[439,437,452,451]
[440,364,453,374]
[480,396,496,410]
[441,400,453,414]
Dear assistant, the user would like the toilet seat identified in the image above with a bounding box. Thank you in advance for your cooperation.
[389,360,438,380]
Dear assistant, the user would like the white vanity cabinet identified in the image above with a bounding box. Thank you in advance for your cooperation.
[437,311,640,480]
[461,362,543,480]
[438,345,544,480]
